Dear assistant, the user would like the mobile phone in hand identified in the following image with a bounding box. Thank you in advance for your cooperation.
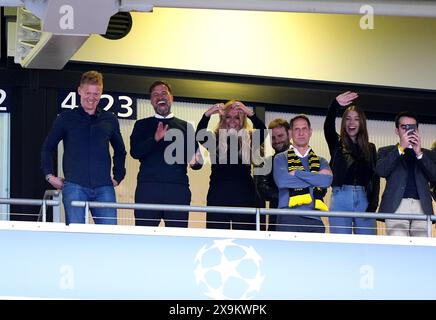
[405,124,417,136]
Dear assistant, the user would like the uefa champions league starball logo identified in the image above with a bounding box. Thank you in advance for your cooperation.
[194,239,264,300]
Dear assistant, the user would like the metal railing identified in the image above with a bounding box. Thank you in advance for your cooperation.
[73,201,258,225]
[37,190,62,222]
[0,197,60,222]
[71,200,436,237]
[1,197,435,237]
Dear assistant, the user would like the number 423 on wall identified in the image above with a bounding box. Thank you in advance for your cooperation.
[58,91,137,120]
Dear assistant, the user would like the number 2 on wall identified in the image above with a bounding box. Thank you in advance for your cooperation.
[0,89,7,111]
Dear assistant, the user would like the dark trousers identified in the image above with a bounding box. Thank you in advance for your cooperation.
[134,182,191,228]
[276,215,325,233]
[206,213,270,230]
[267,214,277,231]
[206,180,257,230]
[206,212,256,230]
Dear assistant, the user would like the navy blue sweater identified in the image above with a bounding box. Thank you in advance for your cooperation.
[41,107,127,188]
[130,116,198,185]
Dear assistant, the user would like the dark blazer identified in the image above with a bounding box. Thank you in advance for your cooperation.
[255,155,279,209]
[375,145,436,215]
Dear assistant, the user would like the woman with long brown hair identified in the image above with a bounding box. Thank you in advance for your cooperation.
[323,91,380,234]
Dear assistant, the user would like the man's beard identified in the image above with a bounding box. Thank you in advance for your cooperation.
[274,143,289,154]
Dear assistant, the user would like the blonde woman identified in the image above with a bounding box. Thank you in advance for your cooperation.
[196,100,266,230]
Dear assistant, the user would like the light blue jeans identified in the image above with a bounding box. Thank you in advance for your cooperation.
[62,181,117,225]
[329,185,376,235]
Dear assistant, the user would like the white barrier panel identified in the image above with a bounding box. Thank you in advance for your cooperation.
[0,113,10,219]
[1,221,436,299]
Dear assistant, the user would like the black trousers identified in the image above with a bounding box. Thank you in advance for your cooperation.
[134,182,191,228]
[206,180,257,230]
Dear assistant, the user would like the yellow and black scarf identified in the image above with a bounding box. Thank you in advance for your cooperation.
[287,147,328,211]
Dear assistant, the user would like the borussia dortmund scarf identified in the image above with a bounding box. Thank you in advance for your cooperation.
[287,147,329,211]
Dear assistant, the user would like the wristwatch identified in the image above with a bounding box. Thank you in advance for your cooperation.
[45,174,54,182]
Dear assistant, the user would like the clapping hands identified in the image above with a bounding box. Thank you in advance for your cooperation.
[154,121,169,142]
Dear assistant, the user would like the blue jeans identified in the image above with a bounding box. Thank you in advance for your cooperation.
[329,185,376,235]
[62,182,117,225]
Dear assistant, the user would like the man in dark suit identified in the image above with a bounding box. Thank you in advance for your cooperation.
[376,112,436,236]
[255,118,291,231]
[130,80,201,228]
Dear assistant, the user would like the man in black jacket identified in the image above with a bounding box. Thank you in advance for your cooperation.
[376,112,436,236]
[41,71,126,225]
[255,118,291,231]
[130,81,201,228]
